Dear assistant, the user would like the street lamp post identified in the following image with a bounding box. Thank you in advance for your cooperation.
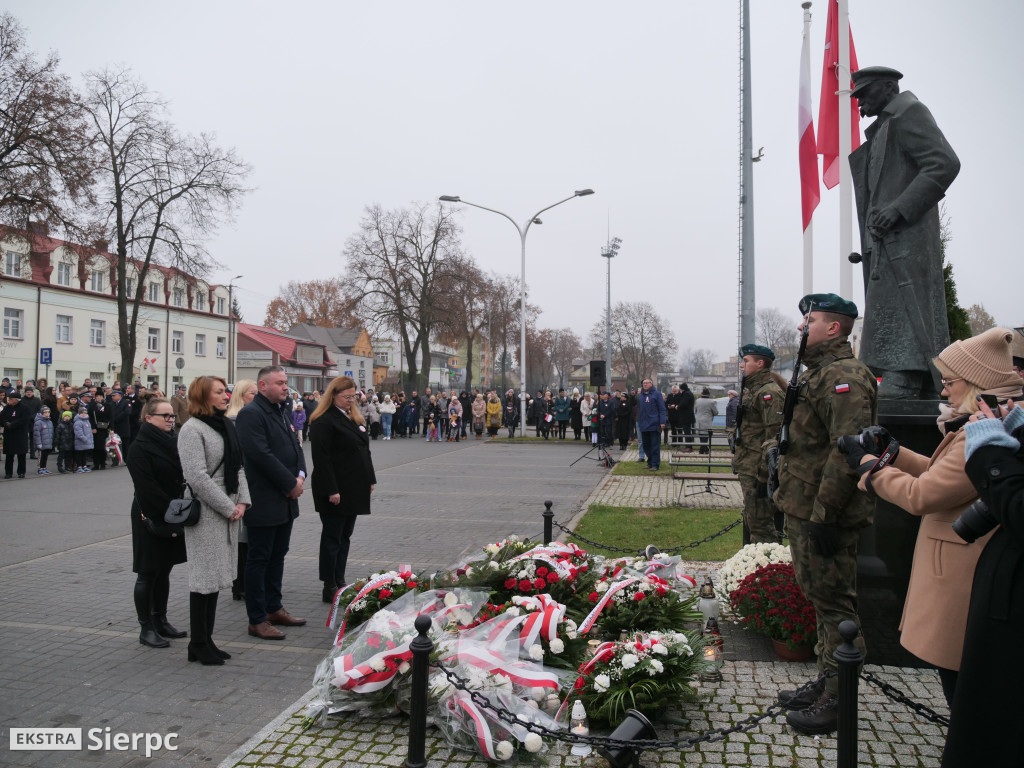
[439,190,594,436]
[227,275,243,384]
[601,237,621,394]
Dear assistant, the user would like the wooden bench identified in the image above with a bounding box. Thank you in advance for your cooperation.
[669,427,738,500]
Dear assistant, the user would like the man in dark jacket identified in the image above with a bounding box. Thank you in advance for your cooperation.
[636,379,668,471]
[236,365,308,641]
[1,391,31,478]
[21,385,41,458]
[108,389,133,460]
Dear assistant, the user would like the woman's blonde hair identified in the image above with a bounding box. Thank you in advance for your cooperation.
[933,360,982,415]
[309,375,364,425]
[226,379,257,418]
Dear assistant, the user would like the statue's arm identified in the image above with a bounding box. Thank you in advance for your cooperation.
[889,101,961,225]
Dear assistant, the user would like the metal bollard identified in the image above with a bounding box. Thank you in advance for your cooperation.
[542,500,554,544]
[405,615,434,768]
[835,619,864,768]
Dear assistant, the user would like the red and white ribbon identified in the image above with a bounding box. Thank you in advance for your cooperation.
[331,639,413,693]
[445,647,559,690]
[449,690,500,760]
[578,578,637,634]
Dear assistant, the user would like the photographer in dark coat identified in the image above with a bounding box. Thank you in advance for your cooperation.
[942,401,1024,767]
[309,375,377,603]
[235,366,307,640]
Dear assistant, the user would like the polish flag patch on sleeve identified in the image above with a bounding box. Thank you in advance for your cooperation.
[763,394,772,401]
[835,383,851,394]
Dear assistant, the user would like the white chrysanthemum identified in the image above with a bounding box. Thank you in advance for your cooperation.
[549,638,565,654]
[594,673,611,692]
[528,644,544,660]
[505,606,521,617]
[351,599,367,612]
[398,661,411,674]
[648,659,664,674]
[443,592,458,607]
[518,569,530,579]
[524,733,543,753]
[496,740,514,760]
[485,544,499,555]
[651,643,669,656]
[565,628,578,640]
[369,657,386,672]
[529,686,547,701]
[621,653,638,669]
[525,699,539,710]
[464,566,474,577]
[509,535,521,543]
[488,561,500,569]
[511,595,528,606]
[596,581,609,593]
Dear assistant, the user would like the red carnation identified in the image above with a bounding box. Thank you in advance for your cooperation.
[406,581,417,588]
[633,592,646,601]
[519,579,533,591]
[505,578,518,589]
[656,587,667,597]
[534,578,546,590]
[589,592,599,602]
[536,566,549,577]
[546,572,559,583]
[379,588,392,598]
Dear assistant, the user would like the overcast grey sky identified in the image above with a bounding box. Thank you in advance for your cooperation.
[8,1,1021,364]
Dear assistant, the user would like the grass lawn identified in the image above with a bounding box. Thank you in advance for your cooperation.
[612,460,734,476]
[571,503,743,561]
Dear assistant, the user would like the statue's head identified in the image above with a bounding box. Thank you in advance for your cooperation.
[851,66,903,118]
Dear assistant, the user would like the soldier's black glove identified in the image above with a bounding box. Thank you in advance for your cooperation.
[806,522,840,558]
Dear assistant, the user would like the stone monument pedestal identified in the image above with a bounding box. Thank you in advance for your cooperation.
[856,398,943,668]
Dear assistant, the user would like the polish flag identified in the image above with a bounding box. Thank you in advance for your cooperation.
[799,29,820,231]
[816,0,860,189]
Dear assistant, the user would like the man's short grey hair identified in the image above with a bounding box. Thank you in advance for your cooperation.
[257,365,285,382]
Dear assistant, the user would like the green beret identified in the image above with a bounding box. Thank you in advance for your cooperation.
[739,344,775,361]
[798,293,858,318]
[851,66,903,97]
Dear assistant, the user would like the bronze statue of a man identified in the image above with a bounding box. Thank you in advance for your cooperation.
[848,66,960,399]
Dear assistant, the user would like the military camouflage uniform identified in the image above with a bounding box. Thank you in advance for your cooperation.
[773,337,877,691]
[732,368,784,543]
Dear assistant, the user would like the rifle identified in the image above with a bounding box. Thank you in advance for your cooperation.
[766,302,812,496]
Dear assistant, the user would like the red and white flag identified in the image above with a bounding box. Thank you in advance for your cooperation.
[816,0,860,189]
[798,28,820,231]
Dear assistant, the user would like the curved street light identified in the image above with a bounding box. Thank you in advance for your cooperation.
[439,190,595,436]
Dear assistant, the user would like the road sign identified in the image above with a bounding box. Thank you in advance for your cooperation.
[175,357,185,370]
[39,348,53,365]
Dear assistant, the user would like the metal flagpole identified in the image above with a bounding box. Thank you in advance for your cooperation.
[802,2,814,295]
[838,0,854,298]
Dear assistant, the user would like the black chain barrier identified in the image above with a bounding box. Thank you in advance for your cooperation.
[859,671,950,727]
[550,516,743,556]
[430,663,825,751]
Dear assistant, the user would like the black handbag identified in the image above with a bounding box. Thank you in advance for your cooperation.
[135,495,184,539]
[164,457,222,527]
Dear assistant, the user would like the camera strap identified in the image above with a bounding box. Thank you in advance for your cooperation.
[869,440,900,475]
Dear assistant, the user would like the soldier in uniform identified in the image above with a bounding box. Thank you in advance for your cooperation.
[770,293,877,734]
[732,344,785,545]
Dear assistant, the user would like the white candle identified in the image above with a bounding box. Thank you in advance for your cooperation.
[571,725,589,737]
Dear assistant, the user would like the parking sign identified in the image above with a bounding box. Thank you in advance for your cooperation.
[39,348,53,365]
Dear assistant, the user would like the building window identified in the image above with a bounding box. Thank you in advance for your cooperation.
[126,277,136,297]
[172,287,183,307]
[195,291,205,311]
[55,369,72,383]
[195,334,206,356]
[3,308,23,339]
[4,251,20,277]
[376,351,390,365]
[148,283,160,302]
[216,336,226,358]
[4,367,22,380]
[56,262,73,286]
[171,330,183,354]
[216,297,226,314]
[147,327,160,352]
[55,314,72,343]
[90,319,105,347]
[360,360,365,368]
[90,371,104,382]
[90,269,105,292]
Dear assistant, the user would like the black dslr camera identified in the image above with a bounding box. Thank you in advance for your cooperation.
[952,499,998,544]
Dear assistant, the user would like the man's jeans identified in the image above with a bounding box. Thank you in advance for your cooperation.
[245,518,294,625]
[641,430,661,469]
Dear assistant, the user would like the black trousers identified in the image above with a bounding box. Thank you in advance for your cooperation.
[4,453,26,477]
[319,513,358,587]
[245,519,293,625]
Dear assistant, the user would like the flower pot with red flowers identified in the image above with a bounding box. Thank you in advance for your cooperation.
[728,562,817,659]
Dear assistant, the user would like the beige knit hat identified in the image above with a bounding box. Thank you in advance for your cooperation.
[936,327,1020,391]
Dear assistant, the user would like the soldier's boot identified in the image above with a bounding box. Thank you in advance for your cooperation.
[785,690,838,735]
[777,676,825,710]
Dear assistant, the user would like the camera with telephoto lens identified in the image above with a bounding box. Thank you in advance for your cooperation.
[836,434,864,455]
[952,499,998,544]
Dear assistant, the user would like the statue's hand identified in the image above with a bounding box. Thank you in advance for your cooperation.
[868,205,901,233]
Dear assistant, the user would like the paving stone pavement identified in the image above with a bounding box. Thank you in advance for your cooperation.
[0,437,950,767]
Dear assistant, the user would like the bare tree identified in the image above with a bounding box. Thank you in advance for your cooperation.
[680,348,715,378]
[755,307,800,358]
[264,277,358,330]
[0,13,96,232]
[589,301,678,383]
[549,328,582,390]
[342,202,461,393]
[485,271,523,392]
[525,324,554,393]
[434,254,490,389]
[84,68,251,384]
[965,303,997,337]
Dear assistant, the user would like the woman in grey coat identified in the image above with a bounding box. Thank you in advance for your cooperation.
[177,376,250,665]
[694,387,719,455]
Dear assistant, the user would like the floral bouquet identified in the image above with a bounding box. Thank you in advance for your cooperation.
[431,535,537,590]
[716,542,792,602]
[593,552,698,591]
[326,566,425,645]
[308,587,491,723]
[569,574,704,638]
[729,562,817,651]
[571,630,709,726]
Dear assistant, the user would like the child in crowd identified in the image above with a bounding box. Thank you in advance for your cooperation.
[33,405,54,475]
[292,399,306,440]
[426,412,438,442]
[55,410,75,473]
[73,406,94,472]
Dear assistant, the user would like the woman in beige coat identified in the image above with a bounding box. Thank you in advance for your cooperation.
[177,376,250,665]
[854,327,1022,704]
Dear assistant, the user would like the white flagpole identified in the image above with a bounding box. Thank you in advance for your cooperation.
[838,0,854,298]
[802,2,814,294]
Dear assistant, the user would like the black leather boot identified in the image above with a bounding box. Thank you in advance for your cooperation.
[786,690,838,735]
[152,615,187,639]
[151,569,186,638]
[323,584,337,604]
[205,592,230,659]
[187,593,224,665]
[135,575,169,648]
[777,676,826,710]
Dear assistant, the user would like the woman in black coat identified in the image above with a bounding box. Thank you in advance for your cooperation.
[677,383,696,451]
[942,404,1024,767]
[126,397,187,649]
[615,393,633,450]
[309,375,377,604]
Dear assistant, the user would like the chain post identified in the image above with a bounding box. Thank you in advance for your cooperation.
[542,500,554,544]
[835,620,863,768]
[404,615,433,768]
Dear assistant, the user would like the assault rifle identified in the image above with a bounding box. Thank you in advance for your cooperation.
[766,302,812,496]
